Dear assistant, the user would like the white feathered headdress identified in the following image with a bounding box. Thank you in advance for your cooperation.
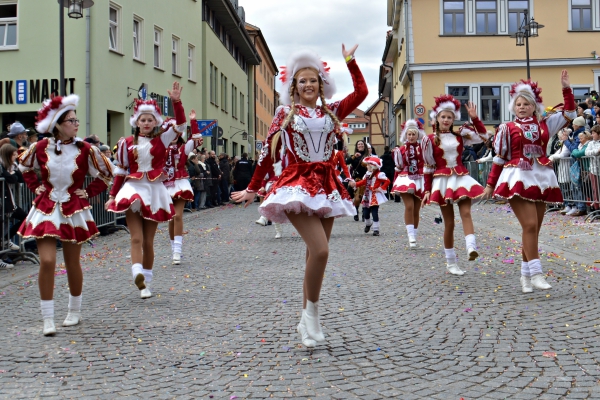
[278,49,336,106]
[35,94,79,134]
[400,119,426,142]
[508,79,545,116]
[130,98,164,128]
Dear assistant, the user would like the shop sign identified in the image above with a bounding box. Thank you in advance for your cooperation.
[0,78,76,105]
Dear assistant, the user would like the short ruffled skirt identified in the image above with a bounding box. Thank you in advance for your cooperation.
[493,161,562,204]
[259,162,355,224]
[108,176,175,222]
[391,175,424,199]
[165,178,194,202]
[361,190,388,208]
[429,173,484,205]
[18,206,99,244]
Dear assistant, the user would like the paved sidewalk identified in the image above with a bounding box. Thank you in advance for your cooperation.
[0,201,599,399]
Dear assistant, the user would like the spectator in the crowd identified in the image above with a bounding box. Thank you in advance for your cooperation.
[219,153,231,202]
[583,109,594,129]
[0,143,25,261]
[198,153,213,207]
[569,131,592,216]
[26,128,39,146]
[380,145,395,199]
[232,152,253,192]
[565,116,586,152]
[549,129,573,215]
[187,153,205,210]
[6,122,28,149]
[476,135,495,163]
[577,102,588,117]
[585,125,600,211]
[585,97,596,117]
[84,135,101,147]
[206,150,221,205]
[99,145,112,160]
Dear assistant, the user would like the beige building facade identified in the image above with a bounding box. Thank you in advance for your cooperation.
[383,0,600,145]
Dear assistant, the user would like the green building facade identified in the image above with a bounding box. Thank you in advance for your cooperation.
[0,0,259,154]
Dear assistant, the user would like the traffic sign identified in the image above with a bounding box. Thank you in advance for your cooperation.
[256,142,263,150]
[414,104,426,117]
[196,120,218,137]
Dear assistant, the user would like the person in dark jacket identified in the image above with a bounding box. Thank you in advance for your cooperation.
[232,153,253,192]
[0,143,26,254]
[219,154,231,202]
[187,154,205,210]
[349,140,370,220]
[206,150,221,205]
[380,146,395,199]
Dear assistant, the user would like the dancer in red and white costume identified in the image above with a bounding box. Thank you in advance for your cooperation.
[19,94,113,335]
[350,156,389,236]
[106,82,186,299]
[391,119,426,248]
[257,163,284,238]
[331,123,352,184]
[232,45,367,348]
[421,98,490,276]
[165,109,203,265]
[483,71,576,293]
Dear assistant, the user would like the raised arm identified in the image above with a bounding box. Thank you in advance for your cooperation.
[328,44,368,120]
[545,70,577,136]
[462,101,492,146]
[161,82,187,146]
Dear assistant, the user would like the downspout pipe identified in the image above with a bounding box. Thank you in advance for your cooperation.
[86,7,91,137]
[404,0,414,119]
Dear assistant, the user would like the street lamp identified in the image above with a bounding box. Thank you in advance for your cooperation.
[58,0,94,95]
[510,9,544,79]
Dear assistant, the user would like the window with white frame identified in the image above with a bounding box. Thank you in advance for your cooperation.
[448,87,470,122]
[240,93,245,124]
[573,87,591,103]
[476,1,497,34]
[187,44,195,80]
[221,74,227,112]
[210,63,216,104]
[571,0,592,30]
[153,27,162,68]
[507,0,529,34]
[0,2,17,49]
[171,35,180,75]
[481,86,501,123]
[232,85,237,119]
[443,0,465,34]
[133,16,143,61]
[109,3,121,52]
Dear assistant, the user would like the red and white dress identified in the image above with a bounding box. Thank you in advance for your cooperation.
[422,118,490,205]
[164,137,196,202]
[248,59,368,223]
[487,88,576,203]
[330,149,351,183]
[18,139,113,244]
[355,170,390,207]
[391,142,424,199]
[109,101,186,221]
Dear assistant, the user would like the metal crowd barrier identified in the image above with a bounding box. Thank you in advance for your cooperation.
[1,176,129,266]
[465,156,600,223]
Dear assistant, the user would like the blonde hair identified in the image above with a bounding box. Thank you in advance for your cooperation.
[579,131,592,141]
[271,67,341,159]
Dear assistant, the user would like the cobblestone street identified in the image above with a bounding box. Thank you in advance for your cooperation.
[1,201,600,399]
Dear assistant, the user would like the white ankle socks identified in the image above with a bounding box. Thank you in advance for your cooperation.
[465,234,477,250]
[40,300,54,319]
[445,248,457,264]
[528,259,543,275]
[131,263,143,279]
[406,224,414,236]
[521,261,531,277]
[68,294,82,312]
[142,269,153,284]
[365,218,372,226]
[173,236,183,254]
[373,221,380,231]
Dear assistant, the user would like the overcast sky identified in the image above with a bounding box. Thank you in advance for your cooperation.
[242,0,389,111]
